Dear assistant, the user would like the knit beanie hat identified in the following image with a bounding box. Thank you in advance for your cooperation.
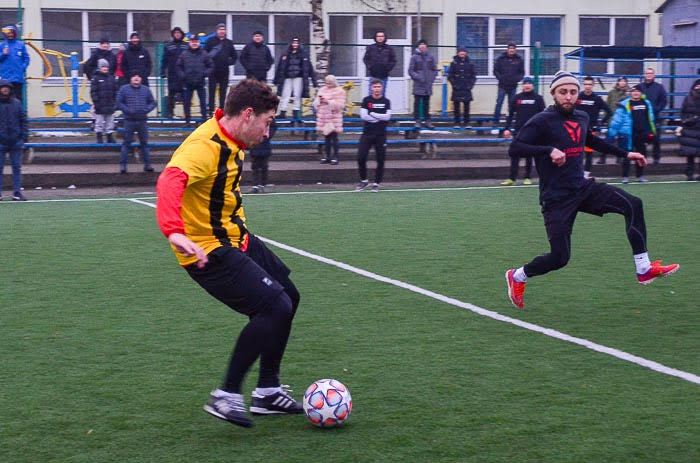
[549,71,580,91]
[97,58,109,69]
[631,84,644,93]
[457,46,467,53]
[522,76,534,84]
[130,31,139,39]
[216,23,226,30]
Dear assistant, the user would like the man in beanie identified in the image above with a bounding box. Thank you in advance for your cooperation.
[504,71,678,309]
[0,79,27,200]
[501,76,545,185]
[447,46,476,127]
[273,37,317,120]
[408,39,437,129]
[116,70,156,173]
[240,31,273,82]
[204,23,237,113]
[84,37,116,80]
[493,43,524,122]
[161,27,188,118]
[122,32,152,86]
[177,34,213,126]
[90,58,118,143]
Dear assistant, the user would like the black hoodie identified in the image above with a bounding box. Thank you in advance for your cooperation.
[122,42,152,82]
[363,34,397,79]
[161,27,188,82]
[240,40,274,80]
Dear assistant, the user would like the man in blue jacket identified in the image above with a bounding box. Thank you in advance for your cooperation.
[0,25,30,102]
[0,79,27,200]
[117,70,156,173]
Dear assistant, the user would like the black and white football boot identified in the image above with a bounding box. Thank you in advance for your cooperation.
[249,385,303,415]
[203,390,254,428]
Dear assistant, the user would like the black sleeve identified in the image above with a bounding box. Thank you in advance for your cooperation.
[585,130,627,157]
[597,96,613,125]
[536,96,545,113]
[509,116,554,158]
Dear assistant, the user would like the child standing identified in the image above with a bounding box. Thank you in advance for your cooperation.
[248,121,276,193]
[90,58,118,143]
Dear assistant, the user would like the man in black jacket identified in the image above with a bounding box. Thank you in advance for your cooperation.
[122,32,152,86]
[576,76,612,177]
[177,34,213,126]
[240,31,273,82]
[493,43,524,122]
[161,27,187,118]
[504,71,678,309]
[362,30,396,93]
[204,23,237,113]
[84,37,116,80]
[447,46,476,127]
[0,79,27,201]
[639,68,668,164]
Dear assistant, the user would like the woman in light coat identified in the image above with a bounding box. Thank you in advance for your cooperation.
[313,74,346,164]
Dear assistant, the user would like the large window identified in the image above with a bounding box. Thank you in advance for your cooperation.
[456,17,488,75]
[411,16,438,47]
[274,15,310,63]
[363,16,406,40]
[42,10,82,76]
[87,12,126,42]
[329,16,357,77]
[579,17,645,76]
[531,17,561,77]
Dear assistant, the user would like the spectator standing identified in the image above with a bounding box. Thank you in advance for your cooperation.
[575,76,612,178]
[356,79,391,192]
[501,77,545,186]
[248,121,276,193]
[313,74,346,165]
[274,37,317,121]
[161,27,188,118]
[122,32,152,86]
[493,43,524,122]
[90,59,118,144]
[117,71,156,173]
[639,68,668,165]
[447,46,476,127]
[204,23,237,113]
[177,34,213,127]
[408,40,437,129]
[601,77,629,164]
[362,30,396,92]
[679,79,700,180]
[240,31,273,82]
[84,38,116,80]
[607,84,655,184]
[115,43,128,87]
[0,25,29,102]
[0,79,27,201]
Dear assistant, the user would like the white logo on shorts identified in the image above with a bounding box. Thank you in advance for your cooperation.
[262,277,273,286]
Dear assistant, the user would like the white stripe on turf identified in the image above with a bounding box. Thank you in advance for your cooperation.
[132,199,699,386]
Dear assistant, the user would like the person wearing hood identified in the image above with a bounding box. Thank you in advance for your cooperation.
[90,59,118,144]
[273,37,317,120]
[493,43,524,122]
[601,76,629,165]
[447,46,476,127]
[678,78,700,180]
[0,79,27,200]
[84,37,116,80]
[177,34,213,126]
[204,23,237,114]
[240,31,273,82]
[161,27,188,118]
[122,32,152,86]
[0,25,30,102]
[362,30,396,93]
[408,39,437,129]
[116,70,156,173]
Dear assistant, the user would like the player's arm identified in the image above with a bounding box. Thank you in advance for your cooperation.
[585,130,646,166]
[509,116,553,158]
[369,110,391,121]
[360,107,376,122]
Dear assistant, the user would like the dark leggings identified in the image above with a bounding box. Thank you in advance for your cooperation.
[251,157,269,186]
[453,101,470,124]
[324,132,339,160]
[623,135,647,178]
[357,132,386,183]
[509,155,532,181]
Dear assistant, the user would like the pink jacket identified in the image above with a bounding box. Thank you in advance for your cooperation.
[313,85,346,133]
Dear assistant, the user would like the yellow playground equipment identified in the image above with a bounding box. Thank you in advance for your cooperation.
[301,79,357,116]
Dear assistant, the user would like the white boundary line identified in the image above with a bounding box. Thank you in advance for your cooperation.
[131,197,699,386]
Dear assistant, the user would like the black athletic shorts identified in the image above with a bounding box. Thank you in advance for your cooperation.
[542,182,618,241]
[186,234,290,316]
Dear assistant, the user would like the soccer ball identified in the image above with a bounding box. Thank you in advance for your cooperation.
[302,379,352,428]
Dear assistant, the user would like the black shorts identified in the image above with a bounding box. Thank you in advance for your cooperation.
[542,182,618,241]
[186,234,290,316]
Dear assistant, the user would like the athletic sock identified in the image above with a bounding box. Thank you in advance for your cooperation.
[215,389,242,400]
[254,386,281,396]
[513,267,528,283]
[634,252,651,274]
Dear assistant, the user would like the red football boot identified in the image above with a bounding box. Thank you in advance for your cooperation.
[637,260,680,285]
[505,269,526,309]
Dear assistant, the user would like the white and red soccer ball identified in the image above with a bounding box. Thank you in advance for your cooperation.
[302,379,352,428]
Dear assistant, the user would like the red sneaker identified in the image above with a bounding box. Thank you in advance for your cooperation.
[505,269,526,309]
[637,260,680,285]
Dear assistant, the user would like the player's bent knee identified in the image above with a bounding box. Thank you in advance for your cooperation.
[262,291,294,324]
[552,252,570,270]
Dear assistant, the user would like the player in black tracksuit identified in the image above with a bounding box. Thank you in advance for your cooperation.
[504,71,678,309]
[502,77,545,184]
[575,76,612,176]
[356,79,391,192]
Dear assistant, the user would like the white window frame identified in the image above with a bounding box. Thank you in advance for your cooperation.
[579,16,648,75]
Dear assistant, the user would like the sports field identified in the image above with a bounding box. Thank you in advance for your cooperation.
[2,182,699,462]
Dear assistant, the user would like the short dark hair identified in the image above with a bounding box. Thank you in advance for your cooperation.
[507,42,517,48]
[583,76,594,82]
[224,79,279,117]
[370,78,384,87]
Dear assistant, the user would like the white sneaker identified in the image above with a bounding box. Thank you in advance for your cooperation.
[621,177,630,184]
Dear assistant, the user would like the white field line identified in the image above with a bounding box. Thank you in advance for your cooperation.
[131,197,699,386]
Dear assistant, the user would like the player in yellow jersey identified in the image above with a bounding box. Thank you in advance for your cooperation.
[156,79,302,428]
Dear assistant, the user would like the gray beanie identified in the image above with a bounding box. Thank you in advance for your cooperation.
[549,70,580,91]
[97,58,109,69]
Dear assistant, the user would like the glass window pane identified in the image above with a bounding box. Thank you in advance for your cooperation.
[231,15,268,75]
[614,18,645,75]
[579,18,610,45]
[530,17,561,76]
[133,12,171,43]
[388,46,404,77]
[456,17,488,75]
[363,16,406,40]
[411,16,438,47]
[329,15,357,76]
[495,18,523,45]
[41,10,83,77]
[188,14,226,38]
[0,10,21,30]
[88,12,126,43]
[274,15,310,63]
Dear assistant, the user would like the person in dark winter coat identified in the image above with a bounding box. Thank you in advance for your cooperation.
[240,31,273,82]
[0,78,27,200]
[90,59,118,144]
[161,27,188,118]
[501,77,545,186]
[0,25,30,101]
[576,76,612,177]
[204,23,237,113]
[84,38,116,80]
[116,71,156,173]
[122,32,152,86]
[248,121,276,193]
[408,40,437,129]
[639,68,668,164]
[447,46,476,127]
[678,78,700,180]
[493,43,525,121]
[362,30,396,92]
[177,35,213,125]
[273,38,317,120]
